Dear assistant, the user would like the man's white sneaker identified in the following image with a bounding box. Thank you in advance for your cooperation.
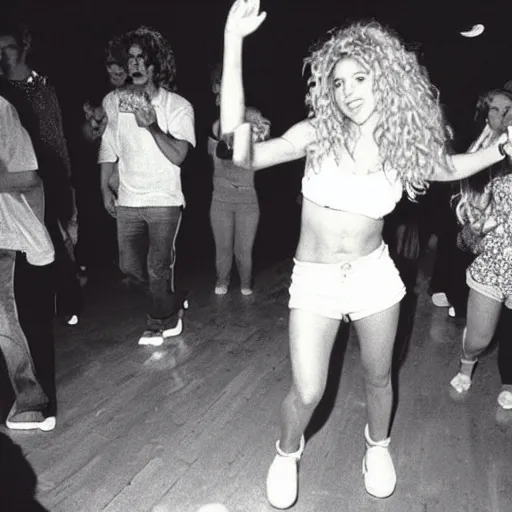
[266,436,305,509]
[138,329,164,346]
[163,318,183,338]
[362,424,396,499]
[6,412,56,432]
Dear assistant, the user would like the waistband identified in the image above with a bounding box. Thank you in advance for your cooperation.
[293,242,387,269]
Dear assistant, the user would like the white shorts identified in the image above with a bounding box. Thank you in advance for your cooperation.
[288,243,406,321]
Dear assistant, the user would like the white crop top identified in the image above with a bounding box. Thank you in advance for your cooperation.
[302,155,403,219]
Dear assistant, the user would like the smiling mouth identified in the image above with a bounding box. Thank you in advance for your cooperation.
[346,99,363,111]
[131,72,143,78]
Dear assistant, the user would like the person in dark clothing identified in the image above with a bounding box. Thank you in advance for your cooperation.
[0,22,83,326]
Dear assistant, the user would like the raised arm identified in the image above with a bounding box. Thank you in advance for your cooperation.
[220,0,314,170]
[432,126,512,182]
[232,119,314,170]
[220,0,266,135]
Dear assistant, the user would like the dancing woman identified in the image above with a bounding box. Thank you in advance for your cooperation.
[220,0,512,507]
[450,88,512,410]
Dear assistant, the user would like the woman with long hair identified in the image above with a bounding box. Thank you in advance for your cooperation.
[220,1,512,507]
[450,88,512,411]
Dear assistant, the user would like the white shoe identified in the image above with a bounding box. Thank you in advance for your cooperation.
[241,288,253,296]
[66,314,79,325]
[448,307,456,318]
[163,318,183,338]
[432,292,451,308]
[363,425,396,498]
[214,284,228,295]
[450,372,471,393]
[138,329,164,346]
[497,389,512,410]
[450,357,477,393]
[6,413,56,432]
[266,436,305,509]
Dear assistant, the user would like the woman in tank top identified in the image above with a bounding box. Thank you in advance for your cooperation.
[219,1,512,507]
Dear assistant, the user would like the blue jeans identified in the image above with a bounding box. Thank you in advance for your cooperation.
[210,199,260,289]
[117,206,183,331]
[0,250,48,417]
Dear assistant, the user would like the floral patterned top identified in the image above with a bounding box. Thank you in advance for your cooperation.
[469,173,512,296]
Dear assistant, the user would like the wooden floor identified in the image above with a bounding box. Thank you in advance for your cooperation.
[2,247,512,512]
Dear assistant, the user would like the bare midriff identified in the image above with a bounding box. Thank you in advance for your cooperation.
[295,197,384,263]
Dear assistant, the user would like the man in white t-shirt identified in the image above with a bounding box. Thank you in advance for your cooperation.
[0,94,56,431]
[99,27,196,346]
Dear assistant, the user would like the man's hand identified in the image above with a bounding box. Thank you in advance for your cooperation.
[133,105,157,128]
[225,0,267,38]
[103,188,117,218]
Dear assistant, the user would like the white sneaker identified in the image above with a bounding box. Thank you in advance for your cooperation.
[432,292,451,308]
[138,329,164,346]
[163,318,183,338]
[214,284,228,295]
[450,358,477,393]
[6,413,56,432]
[240,288,253,296]
[266,436,305,509]
[497,389,512,410]
[66,314,79,326]
[363,425,396,498]
[450,372,471,393]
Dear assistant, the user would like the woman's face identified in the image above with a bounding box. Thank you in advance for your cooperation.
[487,93,512,133]
[106,63,128,88]
[332,57,377,126]
[0,35,25,76]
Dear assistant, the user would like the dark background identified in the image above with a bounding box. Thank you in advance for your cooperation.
[6,0,511,141]
[3,0,511,275]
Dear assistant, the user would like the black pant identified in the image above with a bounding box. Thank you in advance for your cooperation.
[496,307,512,385]
[14,253,57,417]
[426,183,472,316]
[46,215,83,318]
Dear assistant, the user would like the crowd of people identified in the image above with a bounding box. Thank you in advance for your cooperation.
[1,0,512,508]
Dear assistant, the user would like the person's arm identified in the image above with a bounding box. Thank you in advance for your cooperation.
[146,123,190,166]
[100,162,117,217]
[48,84,78,230]
[0,170,42,192]
[220,0,266,134]
[432,132,512,182]
[220,0,311,170]
[232,119,314,170]
[98,95,120,217]
[0,100,43,192]
[134,102,195,167]
[207,121,220,157]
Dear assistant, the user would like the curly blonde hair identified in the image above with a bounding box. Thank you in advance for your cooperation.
[304,21,451,199]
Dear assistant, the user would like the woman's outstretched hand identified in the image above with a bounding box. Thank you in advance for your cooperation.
[225,0,267,38]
